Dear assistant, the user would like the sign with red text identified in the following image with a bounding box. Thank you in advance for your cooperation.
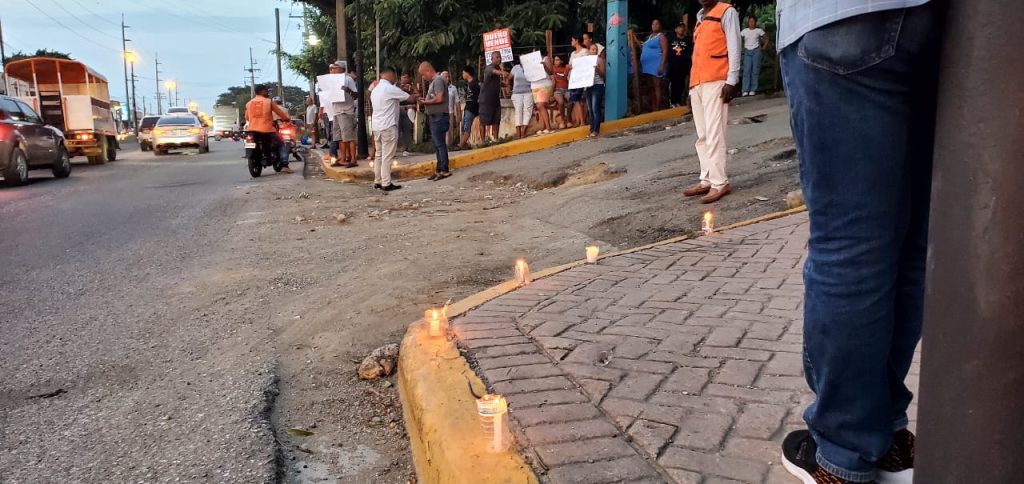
[483,28,513,63]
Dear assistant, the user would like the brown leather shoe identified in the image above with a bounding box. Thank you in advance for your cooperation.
[683,183,711,197]
[701,184,731,203]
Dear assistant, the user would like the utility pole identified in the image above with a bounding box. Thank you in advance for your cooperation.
[274,7,284,99]
[1,16,9,95]
[916,1,1024,481]
[129,59,138,133]
[245,48,260,98]
[336,0,347,62]
[354,1,367,158]
[154,53,163,114]
[121,14,132,131]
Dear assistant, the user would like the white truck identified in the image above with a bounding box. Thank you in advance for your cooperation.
[4,57,118,164]
[212,105,239,140]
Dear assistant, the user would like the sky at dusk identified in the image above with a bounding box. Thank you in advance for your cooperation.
[2,0,310,114]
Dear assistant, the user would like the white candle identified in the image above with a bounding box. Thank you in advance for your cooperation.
[702,211,714,235]
[425,308,446,337]
[514,259,530,285]
[476,394,509,452]
[586,245,600,263]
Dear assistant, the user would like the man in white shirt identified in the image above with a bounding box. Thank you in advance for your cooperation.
[683,0,741,204]
[370,66,418,191]
[740,17,767,96]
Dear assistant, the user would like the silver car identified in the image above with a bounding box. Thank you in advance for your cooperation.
[152,115,209,155]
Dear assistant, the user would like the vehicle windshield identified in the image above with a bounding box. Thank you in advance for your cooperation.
[140,117,160,129]
[157,117,197,126]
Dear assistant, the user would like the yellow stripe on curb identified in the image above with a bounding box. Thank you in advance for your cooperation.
[322,106,690,183]
[397,207,807,483]
[398,321,539,484]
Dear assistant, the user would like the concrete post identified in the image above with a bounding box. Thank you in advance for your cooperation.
[605,0,628,122]
[915,1,1024,482]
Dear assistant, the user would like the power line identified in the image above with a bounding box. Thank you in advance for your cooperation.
[45,0,121,41]
[23,0,120,53]
[66,0,122,27]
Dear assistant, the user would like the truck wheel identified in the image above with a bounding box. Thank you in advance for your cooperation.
[3,148,29,186]
[87,136,107,165]
[106,136,117,161]
[52,146,72,178]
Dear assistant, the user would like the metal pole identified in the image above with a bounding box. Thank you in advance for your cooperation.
[336,0,347,62]
[354,0,367,158]
[916,2,1024,482]
[121,14,132,131]
[275,7,284,99]
[129,61,138,134]
[248,47,258,98]
[154,53,162,114]
[302,7,318,145]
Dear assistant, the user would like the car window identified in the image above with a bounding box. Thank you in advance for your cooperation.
[157,116,198,126]
[140,117,161,129]
[0,99,25,121]
[14,101,43,124]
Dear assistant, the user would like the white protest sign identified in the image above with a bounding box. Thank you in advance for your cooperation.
[568,55,597,90]
[316,74,348,117]
[521,51,548,82]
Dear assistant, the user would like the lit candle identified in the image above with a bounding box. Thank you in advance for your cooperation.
[586,245,600,263]
[476,394,509,452]
[424,307,447,337]
[369,161,375,168]
[702,211,714,235]
[514,259,530,285]
[392,160,399,169]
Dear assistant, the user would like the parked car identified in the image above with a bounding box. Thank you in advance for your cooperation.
[152,115,210,155]
[138,115,161,151]
[0,95,71,186]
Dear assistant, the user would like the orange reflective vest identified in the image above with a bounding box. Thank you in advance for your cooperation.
[690,2,733,88]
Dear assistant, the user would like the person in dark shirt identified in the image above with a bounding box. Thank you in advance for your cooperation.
[667,23,693,107]
[478,51,505,143]
[459,66,481,149]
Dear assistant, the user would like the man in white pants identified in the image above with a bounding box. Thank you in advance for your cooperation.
[683,0,741,204]
[370,66,418,191]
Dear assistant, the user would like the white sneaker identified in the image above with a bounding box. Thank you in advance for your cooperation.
[402,151,410,157]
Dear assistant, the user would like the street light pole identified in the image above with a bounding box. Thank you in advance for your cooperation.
[121,14,132,131]
[915,1,1024,481]
[274,7,284,100]
[128,54,138,134]
[354,0,367,158]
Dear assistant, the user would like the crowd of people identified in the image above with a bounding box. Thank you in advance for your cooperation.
[305,3,771,200]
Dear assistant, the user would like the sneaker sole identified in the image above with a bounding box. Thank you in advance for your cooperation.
[781,451,817,484]
[878,469,913,484]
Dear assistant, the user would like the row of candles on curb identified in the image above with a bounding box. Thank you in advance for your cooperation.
[323,154,400,169]
[420,210,715,453]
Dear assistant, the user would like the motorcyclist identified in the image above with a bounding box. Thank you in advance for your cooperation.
[244,84,292,173]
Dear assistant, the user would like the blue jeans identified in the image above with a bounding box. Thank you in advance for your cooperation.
[781,5,940,481]
[586,83,605,135]
[428,113,450,173]
[742,48,762,93]
[461,109,477,134]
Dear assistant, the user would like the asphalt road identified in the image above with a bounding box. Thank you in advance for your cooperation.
[0,140,302,483]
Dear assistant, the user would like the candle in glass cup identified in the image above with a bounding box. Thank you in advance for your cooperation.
[702,211,714,235]
[586,245,600,263]
[514,259,530,285]
[476,394,509,452]
[424,308,447,337]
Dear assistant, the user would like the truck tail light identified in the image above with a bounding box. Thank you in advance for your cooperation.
[153,128,165,136]
[190,128,202,134]
[76,133,94,141]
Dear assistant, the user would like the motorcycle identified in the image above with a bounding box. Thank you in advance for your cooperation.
[245,121,292,177]
[277,123,305,162]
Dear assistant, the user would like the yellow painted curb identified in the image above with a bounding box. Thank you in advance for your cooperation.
[397,205,806,483]
[398,321,539,484]
[323,107,689,183]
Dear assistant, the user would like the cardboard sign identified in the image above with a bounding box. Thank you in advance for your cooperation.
[568,55,598,90]
[520,51,548,83]
[483,28,513,63]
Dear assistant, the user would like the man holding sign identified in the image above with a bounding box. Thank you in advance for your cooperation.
[320,61,359,168]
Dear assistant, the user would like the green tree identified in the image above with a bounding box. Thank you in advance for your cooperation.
[7,49,73,62]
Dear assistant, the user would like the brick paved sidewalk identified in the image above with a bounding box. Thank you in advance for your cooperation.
[451,212,920,484]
